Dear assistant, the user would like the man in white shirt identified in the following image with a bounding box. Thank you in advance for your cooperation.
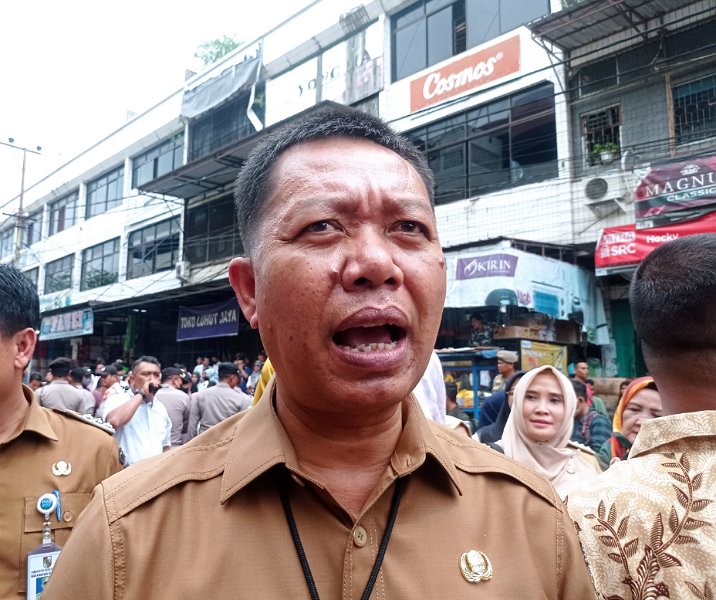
[100,356,171,465]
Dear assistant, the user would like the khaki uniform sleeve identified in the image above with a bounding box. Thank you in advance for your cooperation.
[43,487,114,599]
[186,393,201,440]
[557,504,598,599]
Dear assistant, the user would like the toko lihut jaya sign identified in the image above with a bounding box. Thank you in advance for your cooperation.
[409,35,521,112]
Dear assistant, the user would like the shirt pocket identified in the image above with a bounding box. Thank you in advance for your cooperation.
[18,492,91,593]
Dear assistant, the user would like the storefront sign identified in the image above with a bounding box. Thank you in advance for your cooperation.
[595,210,716,275]
[410,35,520,112]
[444,243,608,345]
[520,340,568,373]
[40,308,94,341]
[177,297,240,341]
[635,154,716,228]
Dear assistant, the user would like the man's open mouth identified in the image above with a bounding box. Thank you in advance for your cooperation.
[333,324,405,353]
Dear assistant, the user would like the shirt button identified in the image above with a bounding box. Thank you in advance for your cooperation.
[63,511,73,523]
[353,526,367,548]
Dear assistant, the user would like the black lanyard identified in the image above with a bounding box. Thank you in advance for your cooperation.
[278,472,406,600]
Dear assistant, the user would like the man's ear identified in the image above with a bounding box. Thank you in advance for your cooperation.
[229,257,258,329]
[13,327,37,371]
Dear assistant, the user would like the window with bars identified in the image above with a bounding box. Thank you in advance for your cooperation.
[86,165,125,218]
[581,106,621,166]
[184,196,243,265]
[49,192,78,236]
[672,74,716,145]
[45,254,74,294]
[81,239,119,291]
[24,210,42,247]
[127,218,181,279]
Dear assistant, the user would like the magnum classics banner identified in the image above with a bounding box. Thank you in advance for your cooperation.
[444,244,608,345]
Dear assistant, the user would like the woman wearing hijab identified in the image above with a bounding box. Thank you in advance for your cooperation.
[598,376,661,467]
[498,365,601,498]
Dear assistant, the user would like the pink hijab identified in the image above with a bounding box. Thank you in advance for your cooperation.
[500,365,598,497]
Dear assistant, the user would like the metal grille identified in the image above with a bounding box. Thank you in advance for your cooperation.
[673,75,716,145]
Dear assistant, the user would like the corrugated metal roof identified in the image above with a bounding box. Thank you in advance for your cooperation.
[528,0,705,51]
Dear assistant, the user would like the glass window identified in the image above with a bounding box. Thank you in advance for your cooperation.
[24,210,42,247]
[407,82,558,204]
[672,74,716,145]
[184,196,243,265]
[0,228,14,258]
[44,254,74,294]
[49,192,78,236]
[581,106,621,167]
[127,218,181,279]
[23,268,39,289]
[81,239,119,291]
[132,133,184,188]
[86,165,125,218]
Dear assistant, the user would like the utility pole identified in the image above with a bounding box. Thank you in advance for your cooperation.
[0,138,42,264]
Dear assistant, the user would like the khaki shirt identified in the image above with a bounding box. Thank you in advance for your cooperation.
[45,383,595,599]
[0,386,123,598]
[186,382,251,438]
[36,379,94,415]
[154,385,190,446]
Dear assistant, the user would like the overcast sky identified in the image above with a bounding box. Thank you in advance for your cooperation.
[0,0,312,204]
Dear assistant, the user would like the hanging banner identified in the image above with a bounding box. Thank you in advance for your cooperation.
[40,309,94,341]
[181,42,262,119]
[634,153,716,228]
[444,243,608,345]
[177,297,240,341]
[520,340,568,374]
[595,210,716,275]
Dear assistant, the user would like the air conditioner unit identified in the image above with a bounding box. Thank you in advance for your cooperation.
[583,170,629,216]
[175,261,191,282]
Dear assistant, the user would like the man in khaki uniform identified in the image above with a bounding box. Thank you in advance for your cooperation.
[35,357,94,415]
[45,108,595,598]
[0,264,123,599]
[186,362,252,439]
[154,366,191,447]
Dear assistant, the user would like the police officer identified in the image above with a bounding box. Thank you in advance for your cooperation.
[0,264,123,599]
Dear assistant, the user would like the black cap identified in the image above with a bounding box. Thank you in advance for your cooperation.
[70,366,92,381]
[161,367,183,380]
[218,362,239,379]
[96,365,118,376]
[48,357,72,377]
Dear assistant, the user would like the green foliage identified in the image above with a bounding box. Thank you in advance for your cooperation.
[194,35,241,67]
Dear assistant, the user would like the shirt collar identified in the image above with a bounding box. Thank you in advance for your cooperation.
[17,385,59,442]
[220,379,462,503]
[631,410,716,456]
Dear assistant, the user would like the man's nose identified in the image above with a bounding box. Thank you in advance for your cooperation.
[341,231,404,291]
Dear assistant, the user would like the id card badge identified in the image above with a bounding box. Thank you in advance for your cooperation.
[27,493,62,599]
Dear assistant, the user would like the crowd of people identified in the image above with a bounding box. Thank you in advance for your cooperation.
[1,107,713,599]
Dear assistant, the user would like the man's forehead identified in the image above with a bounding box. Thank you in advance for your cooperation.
[135,362,160,373]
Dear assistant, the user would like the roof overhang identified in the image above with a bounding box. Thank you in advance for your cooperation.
[527,0,702,52]
[137,100,345,199]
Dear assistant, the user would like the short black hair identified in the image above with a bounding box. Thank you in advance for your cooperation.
[49,357,72,377]
[29,371,43,382]
[0,264,40,337]
[571,379,588,400]
[233,106,434,255]
[131,355,161,372]
[631,234,716,360]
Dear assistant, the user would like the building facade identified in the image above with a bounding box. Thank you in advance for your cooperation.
[2,0,713,375]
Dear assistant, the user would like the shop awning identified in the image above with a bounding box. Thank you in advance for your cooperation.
[443,241,609,344]
[527,0,702,52]
[595,210,716,276]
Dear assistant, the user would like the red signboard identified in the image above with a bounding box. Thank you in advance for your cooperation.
[410,36,521,112]
[595,211,716,274]
[634,154,716,228]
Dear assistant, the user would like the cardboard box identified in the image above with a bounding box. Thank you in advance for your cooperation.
[494,326,542,340]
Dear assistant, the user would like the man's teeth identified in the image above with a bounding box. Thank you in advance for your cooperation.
[339,341,397,352]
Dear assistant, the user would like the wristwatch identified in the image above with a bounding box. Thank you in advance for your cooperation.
[132,389,147,400]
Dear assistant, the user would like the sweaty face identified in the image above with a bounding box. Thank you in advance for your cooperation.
[621,388,662,442]
[231,137,446,417]
[521,372,566,443]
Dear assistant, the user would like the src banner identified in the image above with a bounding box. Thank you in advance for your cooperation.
[635,154,716,228]
[595,210,716,275]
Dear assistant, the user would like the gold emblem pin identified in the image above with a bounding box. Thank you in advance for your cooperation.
[460,550,493,583]
[52,460,72,476]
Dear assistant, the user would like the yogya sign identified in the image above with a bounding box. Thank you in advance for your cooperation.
[410,35,520,112]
